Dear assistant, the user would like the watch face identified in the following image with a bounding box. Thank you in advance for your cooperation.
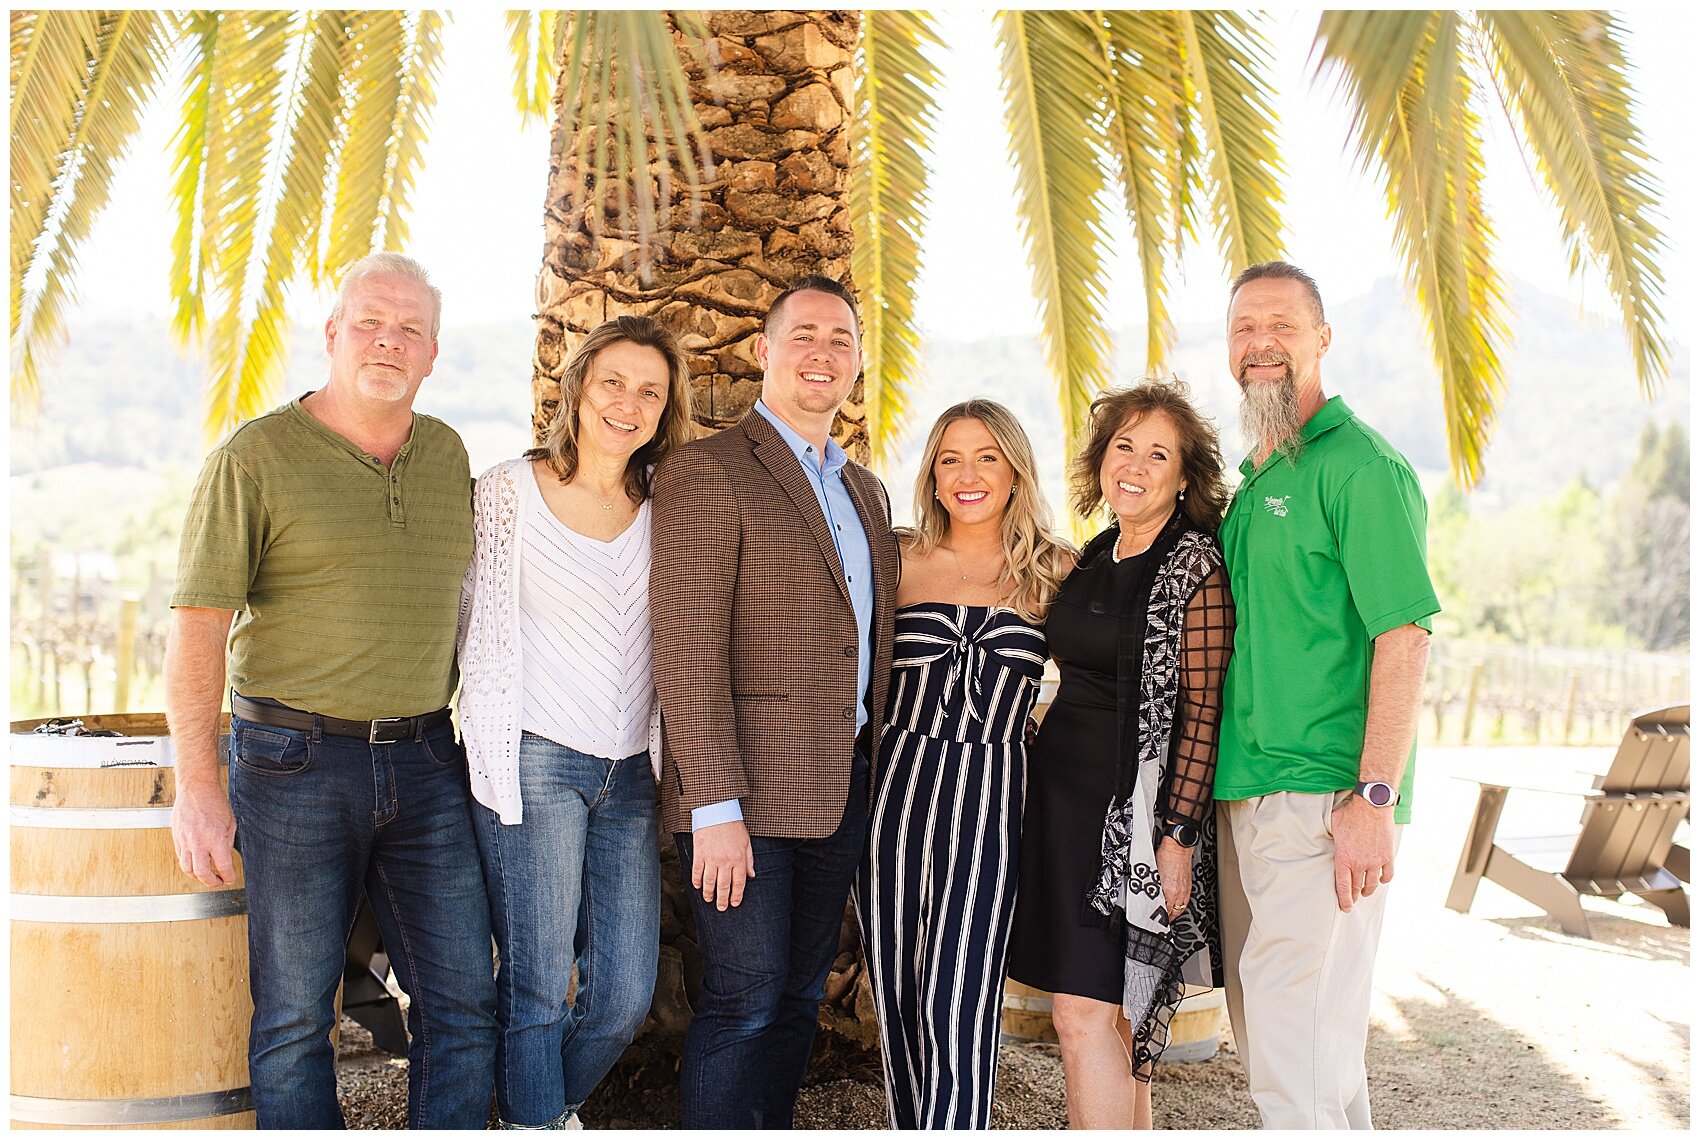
[1166,822,1200,846]
[1360,782,1394,807]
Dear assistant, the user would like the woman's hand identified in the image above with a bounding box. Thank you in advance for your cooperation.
[1157,836,1194,922]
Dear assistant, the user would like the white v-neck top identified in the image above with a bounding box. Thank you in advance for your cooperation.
[516,465,654,761]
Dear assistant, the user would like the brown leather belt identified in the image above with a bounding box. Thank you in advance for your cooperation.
[232,694,452,745]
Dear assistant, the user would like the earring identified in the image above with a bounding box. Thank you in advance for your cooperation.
[1179,487,1187,500]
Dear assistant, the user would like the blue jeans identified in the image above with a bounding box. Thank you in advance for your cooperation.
[674,750,870,1129]
[473,733,661,1127]
[228,712,498,1129]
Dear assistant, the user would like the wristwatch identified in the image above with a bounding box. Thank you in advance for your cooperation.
[1353,780,1399,808]
[1161,819,1200,848]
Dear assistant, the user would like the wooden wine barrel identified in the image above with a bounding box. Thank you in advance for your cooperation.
[1000,979,1059,1043]
[9,713,254,1129]
[1000,980,1222,1062]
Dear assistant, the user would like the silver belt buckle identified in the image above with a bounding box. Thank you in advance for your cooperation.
[368,717,410,744]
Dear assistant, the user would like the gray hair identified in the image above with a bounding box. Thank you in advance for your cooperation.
[1228,260,1325,326]
[330,252,442,337]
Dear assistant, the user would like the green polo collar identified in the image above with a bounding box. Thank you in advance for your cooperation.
[1238,394,1354,479]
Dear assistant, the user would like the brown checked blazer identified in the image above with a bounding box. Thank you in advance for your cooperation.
[650,410,900,838]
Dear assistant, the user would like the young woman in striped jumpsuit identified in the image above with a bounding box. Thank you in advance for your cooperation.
[856,399,1075,1128]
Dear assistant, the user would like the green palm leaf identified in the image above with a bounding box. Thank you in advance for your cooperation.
[325,11,410,270]
[851,9,941,463]
[181,11,294,435]
[1315,10,1509,487]
[1101,10,1188,370]
[10,10,104,334]
[1477,10,1668,388]
[504,10,563,124]
[199,12,344,436]
[11,10,174,406]
[1178,10,1285,273]
[996,9,1117,466]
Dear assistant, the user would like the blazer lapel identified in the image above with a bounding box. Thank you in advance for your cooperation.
[744,415,852,606]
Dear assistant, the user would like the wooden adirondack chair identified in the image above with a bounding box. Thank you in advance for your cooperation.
[1446,704,1690,938]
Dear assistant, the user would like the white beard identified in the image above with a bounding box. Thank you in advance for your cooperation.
[355,366,412,403]
[1239,373,1304,463]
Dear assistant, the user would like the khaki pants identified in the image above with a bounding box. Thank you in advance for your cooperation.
[1218,793,1399,1130]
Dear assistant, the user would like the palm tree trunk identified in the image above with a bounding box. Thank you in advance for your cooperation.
[533,10,867,457]
[533,11,878,1050]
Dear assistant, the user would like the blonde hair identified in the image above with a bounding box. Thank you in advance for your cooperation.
[526,315,696,503]
[903,399,1075,622]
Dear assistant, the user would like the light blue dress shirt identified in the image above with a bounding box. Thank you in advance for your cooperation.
[690,400,876,831]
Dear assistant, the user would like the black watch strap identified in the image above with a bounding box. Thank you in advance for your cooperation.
[1161,819,1200,848]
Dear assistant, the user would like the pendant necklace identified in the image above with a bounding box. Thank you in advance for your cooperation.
[947,543,1003,587]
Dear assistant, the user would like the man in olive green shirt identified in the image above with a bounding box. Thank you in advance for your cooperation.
[1214,262,1439,1129]
[165,253,495,1129]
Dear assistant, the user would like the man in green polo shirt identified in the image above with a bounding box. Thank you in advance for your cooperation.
[164,253,495,1128]
[1214,261,1439,1129]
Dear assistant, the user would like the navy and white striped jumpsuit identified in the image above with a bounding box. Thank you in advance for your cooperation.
[855,602,1047,1129]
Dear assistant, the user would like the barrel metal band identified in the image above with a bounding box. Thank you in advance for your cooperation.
[10,806,174,829]
[10,889,247,923]
[9,733,176,769]
[11,1087,253,1126]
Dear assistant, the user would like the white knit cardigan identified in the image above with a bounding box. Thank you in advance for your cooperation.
[456,457,662,825]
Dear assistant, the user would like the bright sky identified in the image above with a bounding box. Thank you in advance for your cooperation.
[71,8,1694,349]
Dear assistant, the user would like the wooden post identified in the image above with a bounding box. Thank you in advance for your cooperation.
[115,597,140,712]
[36,549,53,639]
[1461,662,1485,744]
[1562,667,1581,744]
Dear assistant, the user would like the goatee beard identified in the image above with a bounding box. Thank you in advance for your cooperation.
[1239,373,1305,463]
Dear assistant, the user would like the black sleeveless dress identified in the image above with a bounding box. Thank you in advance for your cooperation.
[1006,548,1146,1002]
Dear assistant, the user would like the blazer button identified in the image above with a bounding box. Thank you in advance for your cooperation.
[843,707,856,720]
[842,645,856,657]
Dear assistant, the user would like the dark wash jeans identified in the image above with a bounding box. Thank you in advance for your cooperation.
[228,709,498,1129]
[673,749,870,1129]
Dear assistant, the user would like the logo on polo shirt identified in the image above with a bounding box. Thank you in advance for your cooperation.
[1263,495,1291,517]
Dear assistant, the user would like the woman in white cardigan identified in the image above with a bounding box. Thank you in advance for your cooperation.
[458,315,694,1129]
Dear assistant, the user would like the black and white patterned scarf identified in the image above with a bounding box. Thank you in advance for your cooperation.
[1081,511,1224,1076]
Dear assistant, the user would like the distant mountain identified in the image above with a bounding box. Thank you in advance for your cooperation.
[883,277,1690,520]
[11,276,1689,533]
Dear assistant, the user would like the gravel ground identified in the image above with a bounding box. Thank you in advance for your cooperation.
[335,745,1689,1129]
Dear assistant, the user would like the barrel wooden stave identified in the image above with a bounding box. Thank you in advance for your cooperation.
[10,714,253,1130]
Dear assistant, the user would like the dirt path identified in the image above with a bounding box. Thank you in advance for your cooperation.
[335,745,1690,1128]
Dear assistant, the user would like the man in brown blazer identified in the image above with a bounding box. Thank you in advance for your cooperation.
[651,275,899,1128]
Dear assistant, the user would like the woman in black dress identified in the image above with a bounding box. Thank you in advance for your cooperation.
[1007,380,1234,1129]
[857,399,1074,1128]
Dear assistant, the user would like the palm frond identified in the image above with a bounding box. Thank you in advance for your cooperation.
[325,11,408,271]
[1102,10,1188,370]
[377,11,446,253]
[167,11,220,344]
[1478,9,1668,389]
[1315,10,1510,487]
[851,9,941,463]
[995,9,1118,464]
[505,10,561,123]
[191,11,298,435]
[10,10,104,330]
[1178,10,1285,272]
[555,11,715,278]
[12,10,174,406]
